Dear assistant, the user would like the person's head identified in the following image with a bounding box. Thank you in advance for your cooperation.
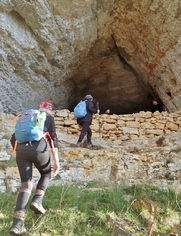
[84,95,93,101]
[39,101,53,115]
[152,100,158,105]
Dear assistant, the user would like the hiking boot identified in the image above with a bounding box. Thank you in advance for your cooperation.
[76,142,82,147]
[87,143,93,150]
[30,201,46,214]
[30,195,46,214]
[9,218,27,235]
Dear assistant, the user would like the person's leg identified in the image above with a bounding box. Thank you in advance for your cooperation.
[9,211,27,235]
[10,149,33,235]
[77,122,90,143]
[86,126,92,144]
[86,126,93,149]
[30,140,51,214]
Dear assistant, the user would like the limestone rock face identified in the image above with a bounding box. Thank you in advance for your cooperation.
[0,0,181,114]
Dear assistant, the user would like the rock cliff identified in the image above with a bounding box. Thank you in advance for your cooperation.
[1,0,181,114]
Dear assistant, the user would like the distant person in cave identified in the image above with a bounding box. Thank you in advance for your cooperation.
[76,95,99,149]
[152,100,164,113]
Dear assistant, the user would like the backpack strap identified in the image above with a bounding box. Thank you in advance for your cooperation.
[12,132,55,154]
[12,140,18,154]
[13,114,22,125]
[44,132,55,151]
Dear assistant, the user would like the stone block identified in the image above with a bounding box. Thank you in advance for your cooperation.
[64,119,76,126]
[122,127,139,135]
[102,123,117,131]
[104,118,117,124]
[145,129,164,135]
[55,109,70,118]
[126,121,140,128]
[166,122,179,131]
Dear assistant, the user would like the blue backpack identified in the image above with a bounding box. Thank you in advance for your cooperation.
[15,109,47,143]
[74,100,87,118]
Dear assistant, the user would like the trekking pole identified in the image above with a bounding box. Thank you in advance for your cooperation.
[96,102,101,139]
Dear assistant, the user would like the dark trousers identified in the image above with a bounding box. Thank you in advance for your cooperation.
[15,139,51,212]
[77,122,92,144]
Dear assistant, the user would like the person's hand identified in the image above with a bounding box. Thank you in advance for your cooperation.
[105,109,110,114]
[97,109,100,114]
[78,124,82,129]
[53,160,60,177]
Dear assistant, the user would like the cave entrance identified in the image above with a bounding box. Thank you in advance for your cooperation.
[68,76,162,115]
[69,91,160,115]
[67,36,164,115]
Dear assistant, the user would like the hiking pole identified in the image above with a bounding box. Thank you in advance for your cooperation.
[96,102,101,140]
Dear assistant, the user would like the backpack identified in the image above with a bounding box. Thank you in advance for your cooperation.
[15,109,47,143]
[74,100,87,118]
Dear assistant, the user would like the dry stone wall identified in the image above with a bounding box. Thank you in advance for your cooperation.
[54,109,181,144]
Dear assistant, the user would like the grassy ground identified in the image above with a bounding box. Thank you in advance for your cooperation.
[1,183,181,235]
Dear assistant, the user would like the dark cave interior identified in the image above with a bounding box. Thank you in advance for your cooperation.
[69,91,162,115]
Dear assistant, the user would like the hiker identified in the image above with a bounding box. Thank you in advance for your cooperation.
[76,95,99,149]
[152,100,163,113]
[9,101,59,235]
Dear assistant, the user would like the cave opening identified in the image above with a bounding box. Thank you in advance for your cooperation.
[67,37,164,115]
[68,90,160,115]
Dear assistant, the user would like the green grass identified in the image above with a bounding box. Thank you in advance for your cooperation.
[1,183,181,235]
